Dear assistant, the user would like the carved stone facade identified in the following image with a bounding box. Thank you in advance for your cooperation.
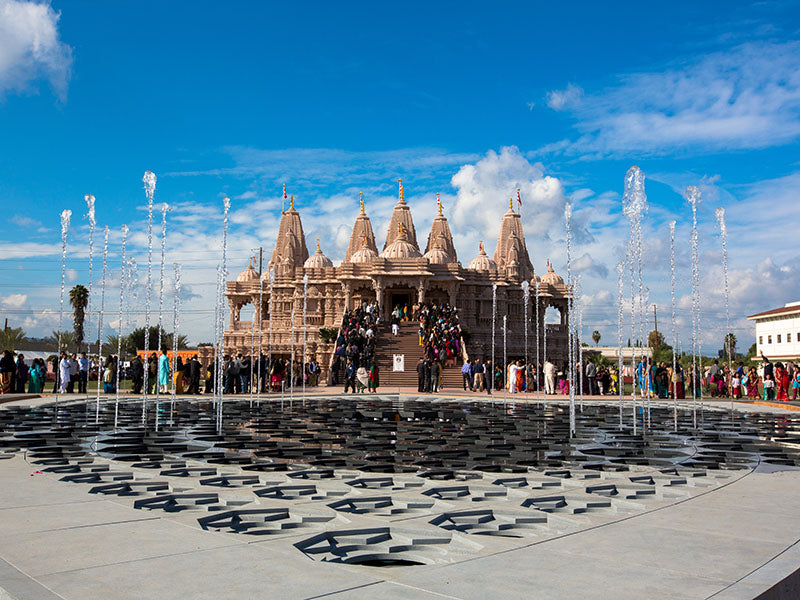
[220,182,571,376]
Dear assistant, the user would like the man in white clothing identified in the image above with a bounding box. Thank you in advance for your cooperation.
[58,352,71,394]
[544,360,555,395]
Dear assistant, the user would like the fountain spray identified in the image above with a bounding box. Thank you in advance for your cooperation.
[141,171,156,422]
[522,280,530,392]
[256,269,265,405]
[94,226,109,423]
[290,308,295,411]
[576,276,584,412]
[155,203,169,431]
[303,274,309,405]
[534,276,541,404]
[57,209,72,403]
[84,195,96,362]
[669,221,678,430]
[170,263,181,424]
[686,185,702,429]
[491,283,497,403]
[268,268,275,398]
[616,261,624,429]
[716,207,732,409]
[564,202,575,436]
[114,225,129,429]
[216,197,231,433]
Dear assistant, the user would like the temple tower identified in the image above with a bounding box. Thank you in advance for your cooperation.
[493,196,534,281]
[383,179,420,251]
[268,193,309,274]
[344,192,379,262]
[424,192,457,262]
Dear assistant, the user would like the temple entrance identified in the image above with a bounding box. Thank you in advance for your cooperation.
[351,286,376,310]
[386,285,417,320]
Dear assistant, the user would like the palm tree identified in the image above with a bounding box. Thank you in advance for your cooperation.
[69,285,90,351]
[52,330,75,352]
[592,330,601,346]
[0,326,26,351]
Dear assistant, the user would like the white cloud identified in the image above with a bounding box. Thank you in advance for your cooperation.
[0,0,72,99]
[545,83,583,111]
[1,293,26,308]
[543,41,800,155]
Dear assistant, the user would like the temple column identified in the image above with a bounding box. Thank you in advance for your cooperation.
[417,278,426,304]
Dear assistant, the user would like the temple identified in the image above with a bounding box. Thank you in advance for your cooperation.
[217,181,571,381]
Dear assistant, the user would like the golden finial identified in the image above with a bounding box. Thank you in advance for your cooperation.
[359,191,365,214]
[316,237,321,252]
[436,192,442,216]
[479,240,484,252]
[509,196,514,211]
[398,179,404,203]
[290,195,294,210]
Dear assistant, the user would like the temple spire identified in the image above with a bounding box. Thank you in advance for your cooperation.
[345,192,378,262]
[493,196,533,281]
[424,191,457,262]
[384,180,419,251]
[269,188,309,273]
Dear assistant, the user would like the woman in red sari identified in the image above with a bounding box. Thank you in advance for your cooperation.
[776,363,790,400]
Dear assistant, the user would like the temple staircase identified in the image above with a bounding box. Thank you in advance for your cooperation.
[374,321,466,390]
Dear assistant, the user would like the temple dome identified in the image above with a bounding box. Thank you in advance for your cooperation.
[423,236,451,265]
[351,246,378,263]
[541,262,564,286]
[468,243,497,273]
[237,261,259,283]
[304,240,334,269]
[380,225,422,259]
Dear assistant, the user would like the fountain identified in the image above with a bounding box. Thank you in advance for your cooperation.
[491,283,497,400]
[216,197,231,433]
[716,207,732,406]
[622,166,647,434]
[686,185,702,429]
[502,314,507,402]
[303,274,308,405]
[290,309,296,411]
[155,203,169,431]
[616,260,624,429]
[249,254,257,407]
[522,280,529,391]
[141,171,156,422]
[669,221,678,430]
[84,195,96,361]
[171,262,182,423]
[94,225,109,424]
[534,276,541,403]
[256,266,265,404]
[576,276,584,412]
[564,201,575,436]
[114,225,129,429]
[57,209,72,400]
[268,267,275,399]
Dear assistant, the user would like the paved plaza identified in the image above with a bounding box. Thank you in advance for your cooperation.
[0,394,799,599]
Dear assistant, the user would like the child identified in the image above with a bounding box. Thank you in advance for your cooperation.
[763,374,775,401]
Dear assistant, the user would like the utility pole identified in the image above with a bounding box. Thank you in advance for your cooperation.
[653,304,658,339]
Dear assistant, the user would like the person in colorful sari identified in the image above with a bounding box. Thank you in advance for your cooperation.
[0,350,15,394]
[776,363,790,401]
[355,365,369,393]
[27,359,42,393]
[158,349,170,394]
[746,366,760,399]
[368,363,379,392]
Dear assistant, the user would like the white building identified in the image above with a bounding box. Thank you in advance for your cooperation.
[747,301,800,362]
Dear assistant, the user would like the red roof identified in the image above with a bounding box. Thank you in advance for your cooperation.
[747,304,800,320]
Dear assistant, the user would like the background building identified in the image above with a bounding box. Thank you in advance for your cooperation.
[747,302,800,362]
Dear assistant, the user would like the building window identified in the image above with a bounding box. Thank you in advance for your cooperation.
[778,334,782,343]
[768,335,772,344]
[759,336,763,345]
[789,333,793,343]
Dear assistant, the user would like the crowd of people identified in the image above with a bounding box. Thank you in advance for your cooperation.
[330,302,379,393]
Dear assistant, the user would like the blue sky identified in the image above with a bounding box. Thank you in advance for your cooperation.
[1,0,799,349]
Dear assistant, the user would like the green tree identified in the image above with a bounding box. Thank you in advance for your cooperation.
[747,342,757,357]
[592,330,601,346]
[0,326,26,351]
[724,332,737,357]
[69,284,90,351]
[52,330,75,352]
[126,326,189,353]
[648,330,665,350]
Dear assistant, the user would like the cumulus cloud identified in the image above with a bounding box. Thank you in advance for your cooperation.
[543,41,800,155]
[449,146,567,257]
[0,0,73,99]
[1,293,27,308]
[545,83,583,111]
